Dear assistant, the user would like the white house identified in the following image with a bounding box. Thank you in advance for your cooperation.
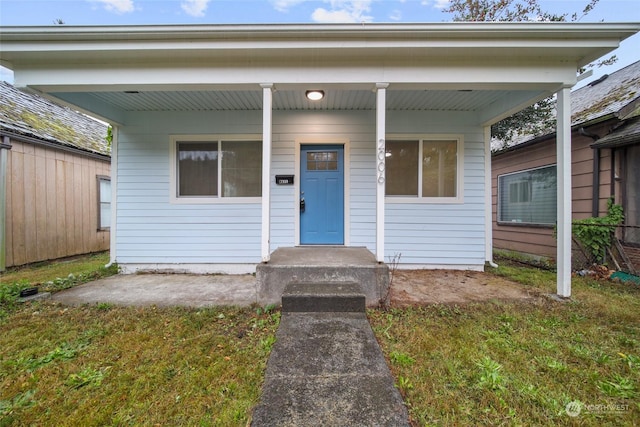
[1,23,638,297]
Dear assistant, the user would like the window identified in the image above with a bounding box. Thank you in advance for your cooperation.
[385,137,461,201]
[306,151,338,171]
[498,165,556,225]
[97,176,111,230]
[172,137,262,202]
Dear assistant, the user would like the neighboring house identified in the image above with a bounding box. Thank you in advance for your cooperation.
[1,23,638,297]
[0,81,111,270]
[492,60,640,270]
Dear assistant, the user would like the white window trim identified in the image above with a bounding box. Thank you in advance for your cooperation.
[170,134,262,204]
[497,163,557,226]
[385,134,464,204]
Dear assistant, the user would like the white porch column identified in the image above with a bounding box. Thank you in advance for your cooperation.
[375,83,389,263]
[557,87,572,297]
[261,84,273,262]
[484,126,495,266]
[109,127,118,266]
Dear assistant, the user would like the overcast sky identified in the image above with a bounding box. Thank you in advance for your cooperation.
[1,0,639,85]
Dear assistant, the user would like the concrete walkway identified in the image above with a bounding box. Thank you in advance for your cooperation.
[251,312,410,426]
[50,274,258,307]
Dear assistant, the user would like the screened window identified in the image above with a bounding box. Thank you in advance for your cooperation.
[175,139,262,200]
[498,165,557,225]
[385,138,460,199]
[97,176,111,230]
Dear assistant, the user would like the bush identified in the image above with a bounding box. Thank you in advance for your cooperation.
[571,199,624,263]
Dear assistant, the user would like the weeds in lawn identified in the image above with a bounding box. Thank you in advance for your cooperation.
[65,367,107,389]
[475,356,506,391]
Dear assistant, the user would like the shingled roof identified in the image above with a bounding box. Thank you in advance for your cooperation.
[492,60,640,152]
[0,81,110,156]
[572,60,640,126]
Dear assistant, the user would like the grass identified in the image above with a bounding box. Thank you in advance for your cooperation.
[369,262,640,426]
[0,254,280,425]
[1,252,113,286]
[1,252,118,320]
[2,254,639,425]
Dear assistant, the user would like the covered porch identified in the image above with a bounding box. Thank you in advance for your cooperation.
[2,23,638,298]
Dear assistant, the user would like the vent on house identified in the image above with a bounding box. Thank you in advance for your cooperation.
[588,74,609,87]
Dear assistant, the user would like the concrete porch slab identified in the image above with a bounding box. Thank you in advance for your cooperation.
[256,247,389,307]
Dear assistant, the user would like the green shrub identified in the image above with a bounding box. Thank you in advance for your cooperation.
[571,198,624,263]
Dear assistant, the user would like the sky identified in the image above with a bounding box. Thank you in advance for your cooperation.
[1,0,639,85]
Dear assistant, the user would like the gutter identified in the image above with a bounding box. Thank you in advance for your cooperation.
[0,130,110,162]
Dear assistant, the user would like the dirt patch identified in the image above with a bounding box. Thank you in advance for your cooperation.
[389,269,538,306]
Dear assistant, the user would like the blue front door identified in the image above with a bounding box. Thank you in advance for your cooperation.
[300,145,344,245]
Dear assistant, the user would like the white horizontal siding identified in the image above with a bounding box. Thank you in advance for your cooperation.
[115,108,487,268]
[383,111,486,266]
[115,111,263,264]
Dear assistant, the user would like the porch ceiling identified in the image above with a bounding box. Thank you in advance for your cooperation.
[51,88,529,113]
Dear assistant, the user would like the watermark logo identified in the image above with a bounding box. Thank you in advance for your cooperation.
[565,401,582,417]
[566,400,629,417]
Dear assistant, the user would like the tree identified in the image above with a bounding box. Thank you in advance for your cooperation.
[443,0,611,143]
[444,0,599,22]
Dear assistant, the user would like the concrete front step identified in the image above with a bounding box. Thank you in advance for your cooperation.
[282,282,365,313]
[256,247,389,307]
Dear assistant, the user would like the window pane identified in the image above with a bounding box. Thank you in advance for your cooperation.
[385,141,418,196]
[98,178,111,229]
[498,165,557,225]
[100,203,111,228]
[178,142,218,197]
[221,141,262,197]
[422,140,457,197]
[99,178,111,203]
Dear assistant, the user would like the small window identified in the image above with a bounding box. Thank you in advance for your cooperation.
[97,176,111,230]
[385,137,462,201]
[172,137,262,202]
[306,151,338,171]
[498,165,557,225]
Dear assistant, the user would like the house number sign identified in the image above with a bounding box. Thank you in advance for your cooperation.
[275,175,294,185]
[377,138,385,184]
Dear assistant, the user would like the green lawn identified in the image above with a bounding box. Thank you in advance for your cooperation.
[1,255,638,426]
[0,253,279,426]
[370,263,640,426]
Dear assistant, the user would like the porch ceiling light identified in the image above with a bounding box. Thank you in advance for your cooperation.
[305,90,324,101]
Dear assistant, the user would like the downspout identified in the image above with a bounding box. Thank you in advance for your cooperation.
[579,127,601,217]
[0,136,12,272]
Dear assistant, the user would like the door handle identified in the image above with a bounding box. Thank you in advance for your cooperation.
[300,197,306,213]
